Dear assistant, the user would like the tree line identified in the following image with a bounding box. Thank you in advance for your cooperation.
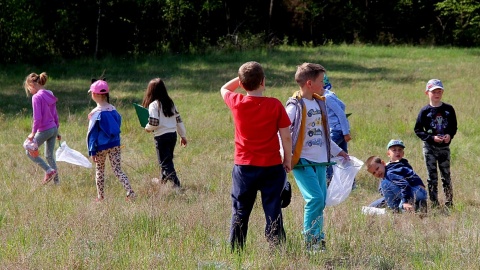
[1,0,479,64]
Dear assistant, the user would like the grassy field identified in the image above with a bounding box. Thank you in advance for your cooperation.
[1,45,480,269]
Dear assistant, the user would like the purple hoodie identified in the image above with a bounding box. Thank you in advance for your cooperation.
[32,89,59,133]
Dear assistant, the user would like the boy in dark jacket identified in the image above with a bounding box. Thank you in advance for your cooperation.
[414,79,457,208]
[366,155,427,213]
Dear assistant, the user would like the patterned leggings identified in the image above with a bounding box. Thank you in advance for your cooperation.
[95,146,134,199]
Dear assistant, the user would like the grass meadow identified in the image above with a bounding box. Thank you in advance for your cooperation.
[1,45,480,269]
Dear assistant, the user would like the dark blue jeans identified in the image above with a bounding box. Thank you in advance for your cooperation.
[381,179,427,211]
[369,197,386,208]
[230,164,286,251]
[154,132,180,187]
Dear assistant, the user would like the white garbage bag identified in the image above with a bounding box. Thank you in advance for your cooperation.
[326,156,363,206]
[361,206,386,215]
[56,141,92,168]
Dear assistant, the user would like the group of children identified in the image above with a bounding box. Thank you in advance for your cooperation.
[24,73,187,202]
[24,64,456,254]
[221,62,348,252]
[366,79,457,213]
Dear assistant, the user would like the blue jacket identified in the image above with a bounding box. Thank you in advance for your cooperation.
[384,159,425,202]
[324,90,350,135]
[87,108,122,156]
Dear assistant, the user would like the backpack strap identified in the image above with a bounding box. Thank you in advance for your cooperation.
[287,91,307,167]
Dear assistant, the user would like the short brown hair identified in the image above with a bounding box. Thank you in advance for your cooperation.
[238,61,264,91]
[365,156,382,170]
[295,63,326,87]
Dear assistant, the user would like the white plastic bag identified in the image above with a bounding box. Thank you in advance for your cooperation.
[362,206,386,215]
[23,138,39,157]
[23,138,38,151]
[56,141,92,168]
[326,156,363,206]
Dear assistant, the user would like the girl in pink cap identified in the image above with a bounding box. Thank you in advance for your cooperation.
[87,79,135,202]
[24,72,61,184]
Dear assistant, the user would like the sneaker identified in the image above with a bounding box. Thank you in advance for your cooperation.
[126,191,136,202]
[417,200,428,218]
[42,169,57,184]
[351,180,357,190]
[307,239,326,253]
[53,175,60,185]
[174,185,184,194]
[445,201,454,208]
[418,200,428,213]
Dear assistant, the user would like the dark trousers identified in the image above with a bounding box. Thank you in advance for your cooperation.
[423,143,453,205]
[230,164,286,251]
[154,132,180,187]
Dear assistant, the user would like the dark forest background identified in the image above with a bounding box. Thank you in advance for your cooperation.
[1,0,479,64]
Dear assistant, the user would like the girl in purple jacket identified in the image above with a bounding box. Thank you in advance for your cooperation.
[24,72,61,184]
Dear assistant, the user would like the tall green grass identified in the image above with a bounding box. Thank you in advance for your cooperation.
[1,45,480,269]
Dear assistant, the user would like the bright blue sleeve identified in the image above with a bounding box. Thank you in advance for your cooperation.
[326,94,350,135]
[87,121,99,156]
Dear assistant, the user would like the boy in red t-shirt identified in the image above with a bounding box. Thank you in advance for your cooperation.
[221,61,292,251]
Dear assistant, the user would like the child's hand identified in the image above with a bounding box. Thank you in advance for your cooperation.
[92,155,98,163]
[434,135,444,143]
[402,203,414,212]
[443,134,451,143]
[283,157,292,173]
[57,134,62,141]
[338,151,350,160]
[28,133,35,140]
[180,137,187,147]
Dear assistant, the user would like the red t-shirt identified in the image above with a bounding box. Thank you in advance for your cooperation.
[224,91,291,166]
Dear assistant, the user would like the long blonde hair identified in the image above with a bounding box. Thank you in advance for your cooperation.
[24,72,48,96]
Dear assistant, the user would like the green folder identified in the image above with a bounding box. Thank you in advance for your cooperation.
[133,103,149,128]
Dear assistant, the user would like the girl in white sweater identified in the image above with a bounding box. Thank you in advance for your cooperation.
[142,78,187,188]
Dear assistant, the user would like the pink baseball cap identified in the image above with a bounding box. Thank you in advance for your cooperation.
[88,80,109,94]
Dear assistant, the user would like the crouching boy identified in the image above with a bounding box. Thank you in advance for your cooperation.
[366,155,427,213]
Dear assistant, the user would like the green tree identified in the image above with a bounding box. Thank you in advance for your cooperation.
[435,0,480,45]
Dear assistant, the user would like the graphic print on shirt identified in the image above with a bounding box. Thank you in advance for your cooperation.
[427,109,449,135]
[305,107,323,148]
[307,128,323,137]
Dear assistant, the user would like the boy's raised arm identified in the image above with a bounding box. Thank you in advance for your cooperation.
[220,77,240,98]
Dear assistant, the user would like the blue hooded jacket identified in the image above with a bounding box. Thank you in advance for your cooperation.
[87,107,122,156]
[384,159,425,202]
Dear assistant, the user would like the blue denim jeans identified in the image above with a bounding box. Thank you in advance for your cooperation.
[154,132,180,187]
[292,158,327,244]
[230,164,286,251]
[326,130,348,181]
[369,197,386,208]
[27,127,58,178]
[381,179,427,211]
